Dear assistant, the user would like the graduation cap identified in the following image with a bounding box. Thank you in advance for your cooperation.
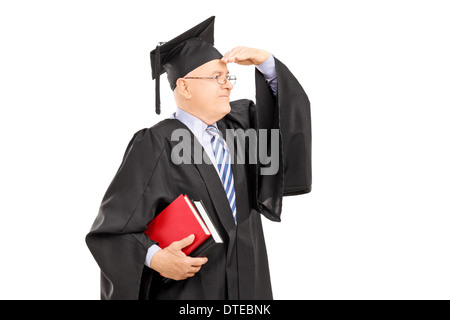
[150,16,223,115]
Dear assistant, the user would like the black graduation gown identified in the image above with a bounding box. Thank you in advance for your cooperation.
[85,57,311,300]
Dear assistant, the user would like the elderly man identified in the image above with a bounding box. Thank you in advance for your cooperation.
[86,16,311,300]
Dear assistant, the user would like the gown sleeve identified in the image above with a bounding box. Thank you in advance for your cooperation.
[228,57,312,222]
[85,128,172,299]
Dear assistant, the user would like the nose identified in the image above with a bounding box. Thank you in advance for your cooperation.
[222,79,233,90]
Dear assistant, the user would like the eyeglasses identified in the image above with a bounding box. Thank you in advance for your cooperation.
[183,74,237,85]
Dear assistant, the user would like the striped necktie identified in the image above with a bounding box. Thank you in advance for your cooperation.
[206,125,237,224]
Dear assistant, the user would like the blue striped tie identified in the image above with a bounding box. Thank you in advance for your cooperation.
[206,125,237,224]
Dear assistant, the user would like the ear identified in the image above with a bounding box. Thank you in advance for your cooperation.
[176,78,192,99]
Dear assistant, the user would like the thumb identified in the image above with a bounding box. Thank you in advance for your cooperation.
[171,234,195,250]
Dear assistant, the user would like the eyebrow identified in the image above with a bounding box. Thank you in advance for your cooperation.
[211,70,230,76]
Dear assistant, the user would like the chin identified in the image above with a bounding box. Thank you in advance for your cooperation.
[222,103,231,115]
[212,103,231,122]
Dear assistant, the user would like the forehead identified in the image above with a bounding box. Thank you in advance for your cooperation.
[191,59,229,75]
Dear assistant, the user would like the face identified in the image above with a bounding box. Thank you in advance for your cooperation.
[184,59,234,124]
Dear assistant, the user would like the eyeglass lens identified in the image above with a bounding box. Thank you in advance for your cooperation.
[218,75,236,85]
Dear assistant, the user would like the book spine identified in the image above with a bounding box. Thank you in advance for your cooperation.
[183,233,211,256]
[190,239,216,257]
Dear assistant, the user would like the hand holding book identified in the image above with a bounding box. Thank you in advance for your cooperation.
[149,234,208,281]
[145,194,223,281]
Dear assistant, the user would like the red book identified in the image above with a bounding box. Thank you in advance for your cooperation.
[144,194,212,256]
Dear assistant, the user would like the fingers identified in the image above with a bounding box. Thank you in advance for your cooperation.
[170,234,195,250]
[222,46,246,63]
[189,265,202,274]
[172,257,208,280]
[160,235,210,280]
[188,256,208,267]
[221,46,241,60]
[179,257,207,279]
[223,49,244,63]
[185,263,205,279]
[222,47,269,65]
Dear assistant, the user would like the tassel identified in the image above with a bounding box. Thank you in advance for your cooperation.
[154,43,163,115]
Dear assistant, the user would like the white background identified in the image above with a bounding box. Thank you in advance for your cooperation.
[1,0,449,300]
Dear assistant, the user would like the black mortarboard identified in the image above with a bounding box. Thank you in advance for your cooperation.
[150,16,223,114]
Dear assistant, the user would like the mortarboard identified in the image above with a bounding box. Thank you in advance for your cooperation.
[150,16,223,115]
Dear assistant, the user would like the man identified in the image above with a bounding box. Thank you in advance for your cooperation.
[86,16,311,300]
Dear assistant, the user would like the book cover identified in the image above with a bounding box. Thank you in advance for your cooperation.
[144,194,212,255]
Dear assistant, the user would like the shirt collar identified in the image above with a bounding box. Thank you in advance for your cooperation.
[173,107,216,140]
